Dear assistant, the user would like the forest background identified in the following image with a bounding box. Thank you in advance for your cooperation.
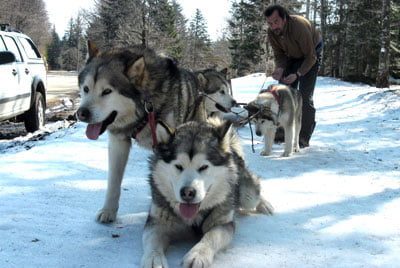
[1,0,399,87]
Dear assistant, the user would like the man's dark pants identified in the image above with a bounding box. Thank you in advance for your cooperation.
[280,58,319,146]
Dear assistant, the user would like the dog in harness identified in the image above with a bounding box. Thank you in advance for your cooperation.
[245,84,302,157]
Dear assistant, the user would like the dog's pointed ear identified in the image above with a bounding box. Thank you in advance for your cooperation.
[155,128,176,159]
[216,120,232,140]
[244,102,259,116]
[220,68,228,78]
[126,57,147,88]
[86,40,99,62]
[197,73,208,89]
[214,120,233,152]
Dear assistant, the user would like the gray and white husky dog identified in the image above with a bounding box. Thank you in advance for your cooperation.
[245,84,302,157]
[76,41,231,223]
[196,68,237,117]
[141,118,273,268]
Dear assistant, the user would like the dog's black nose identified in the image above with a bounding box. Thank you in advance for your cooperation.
[180,187,196,202]
[255,130,261,136]
[76,107,90,122]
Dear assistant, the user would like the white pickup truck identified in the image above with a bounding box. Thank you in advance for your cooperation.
[0,24,47,132]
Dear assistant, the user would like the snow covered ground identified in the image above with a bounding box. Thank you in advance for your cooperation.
[1,75,399,267]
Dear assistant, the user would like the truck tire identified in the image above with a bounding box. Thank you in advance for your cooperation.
[24,91,45,132]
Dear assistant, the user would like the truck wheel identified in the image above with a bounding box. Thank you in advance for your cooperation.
[24,91,45,132]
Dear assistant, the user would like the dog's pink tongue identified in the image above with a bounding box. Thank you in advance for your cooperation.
[86,123,102,140]
[179,203,200,219]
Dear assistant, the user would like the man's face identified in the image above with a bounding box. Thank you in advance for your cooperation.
[266,10,286,36]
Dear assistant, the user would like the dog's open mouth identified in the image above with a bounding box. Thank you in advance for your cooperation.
[179,203,200,220]
[86,111,117,140]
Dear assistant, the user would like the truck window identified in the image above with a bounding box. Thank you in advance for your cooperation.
[18,37,41,59]
[3,35,22,62]
[0,36,6,51]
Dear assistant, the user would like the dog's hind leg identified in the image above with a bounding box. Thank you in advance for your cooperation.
[96,133,131,223]
[294,118,301,152]
[282,124,294,157]
[238,168,274,215]
[294,104,302,152]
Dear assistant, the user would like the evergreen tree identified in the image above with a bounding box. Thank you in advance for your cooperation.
[187,9,212,69]
[228,0,264,76]
[60,14,86,71]
[46,27,62,70]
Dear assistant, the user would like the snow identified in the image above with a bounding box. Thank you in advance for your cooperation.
[1,75,399,267]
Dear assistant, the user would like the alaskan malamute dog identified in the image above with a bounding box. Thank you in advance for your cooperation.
[245,84,302,157]
[141,119,273,268]
[76,41,229,223]
[196,68,237,117]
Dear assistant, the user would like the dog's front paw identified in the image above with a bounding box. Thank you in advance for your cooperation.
[260,150,271,156]
[96,209,117,223]
[182,246,213,268]
[281,151,291,157]
[141,251,168,268]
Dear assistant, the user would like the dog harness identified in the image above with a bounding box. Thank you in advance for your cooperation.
[259,86,280,106]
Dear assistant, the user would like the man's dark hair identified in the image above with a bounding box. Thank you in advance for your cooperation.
[264,4,290,20]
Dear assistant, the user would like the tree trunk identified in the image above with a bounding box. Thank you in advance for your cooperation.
[319,0,327,75]
[336,0,345,78]
[306,0,310,20]
[376,0,390,88]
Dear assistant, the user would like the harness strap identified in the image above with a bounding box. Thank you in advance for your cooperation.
[144,101,158,148]
[259,86,280,106]
[270,89,280,106]
[148,111,157,148]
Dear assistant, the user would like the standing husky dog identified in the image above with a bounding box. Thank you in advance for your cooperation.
[196,68,237,117]
[77,41,210,223]
[246,84,302,157]
[141,119,273,268]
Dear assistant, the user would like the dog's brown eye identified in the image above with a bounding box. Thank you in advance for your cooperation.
[175,164,183,171]
[102,88,112,96]
[198,165,208,172]
[83,86,89,93]
[219,90,225,95]
[261,120,265,123]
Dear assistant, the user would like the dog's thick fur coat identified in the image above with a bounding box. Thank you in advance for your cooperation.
[246,84,302,157]
[77,42,215,223]
[141,119,273,268]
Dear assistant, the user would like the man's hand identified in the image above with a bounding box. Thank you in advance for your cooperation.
[282,73,298,85]
[271,68,284,81]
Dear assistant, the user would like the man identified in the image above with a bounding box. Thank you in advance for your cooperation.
[264,4,322,148]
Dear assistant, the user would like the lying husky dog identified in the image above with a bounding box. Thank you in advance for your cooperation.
[77,41,217,223]
[246,84,302,157]
[141,119,273,268]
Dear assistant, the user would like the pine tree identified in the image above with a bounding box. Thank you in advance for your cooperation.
[60,14,86,71]
[228,0,264,76]
[187,9,211,69]
[46,27,62,70]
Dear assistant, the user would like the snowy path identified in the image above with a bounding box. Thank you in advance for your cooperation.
[1,76,399,267]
